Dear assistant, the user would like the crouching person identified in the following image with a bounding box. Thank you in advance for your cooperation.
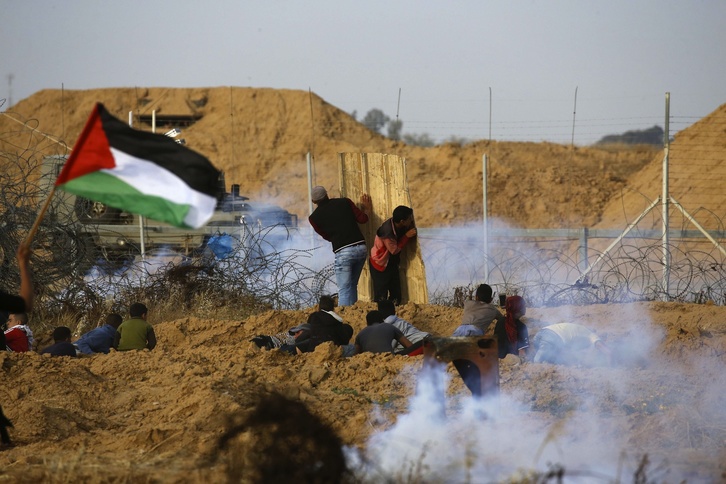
[251,295,354,355]
[377,300,428,356]
[114,303,156,352]
[75,313,123,355]
[4,313,35,352]
[354,310,413,355]
[40,327,77,357]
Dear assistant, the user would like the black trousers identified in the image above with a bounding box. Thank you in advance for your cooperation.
[369,255,401,304]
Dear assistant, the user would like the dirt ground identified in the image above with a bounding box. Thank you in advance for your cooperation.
[1,89,725,482]
[0,301,725,482]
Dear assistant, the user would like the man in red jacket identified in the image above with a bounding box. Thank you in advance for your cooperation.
[4,313,33,352]
[369,205,417,305]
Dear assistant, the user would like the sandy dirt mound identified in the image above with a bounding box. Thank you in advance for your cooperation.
[0,301,724,482]
[596,103,726,232]
[1,87,659,229]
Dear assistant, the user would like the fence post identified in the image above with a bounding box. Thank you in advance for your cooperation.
[579,227,589,272]
[662,92,670,300]
[482,154,489,279]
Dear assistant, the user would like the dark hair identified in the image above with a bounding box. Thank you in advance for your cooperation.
[106,313,123,328]
[475,284,493,303]
[392,206,413,223]
[10,313,28,325]
[129,303,148,318]
[365,310,384,326]
[377,300,396,318]
[52,326,72,342]
[319,295,335,312]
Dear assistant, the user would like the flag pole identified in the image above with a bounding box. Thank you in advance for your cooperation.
[23,186,57,247]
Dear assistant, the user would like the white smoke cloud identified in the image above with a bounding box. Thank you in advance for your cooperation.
[350,300,724,482]
[352,362,634,482]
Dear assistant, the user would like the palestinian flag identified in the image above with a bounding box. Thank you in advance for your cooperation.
[56,103,221,229]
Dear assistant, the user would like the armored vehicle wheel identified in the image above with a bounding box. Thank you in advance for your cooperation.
[75,197,121,223]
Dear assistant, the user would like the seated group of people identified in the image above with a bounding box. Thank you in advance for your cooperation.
[252,286,611,365]
[2,303,157,358]
[251,296,430,357]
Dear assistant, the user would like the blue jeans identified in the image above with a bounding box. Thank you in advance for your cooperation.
[334,243,367,306]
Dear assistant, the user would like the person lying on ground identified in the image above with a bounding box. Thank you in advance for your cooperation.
[532,322,611,366]
[114,303,157,351]
[354,310,413,355]
[377,299,428,356]
[493,295,530,360]
[452,283,504,336]
[74,313,123,355]
[4,313,35,352]
[251,295,354,354]
[40,326,77,357]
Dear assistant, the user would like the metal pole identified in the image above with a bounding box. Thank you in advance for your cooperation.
[578,198,661,282]
[671,197,726,258]
[488,87,492,142]
[662,93,670,299]
[396,87,401,122]
[579,227,589,272]
[571,87,578,148]
[482,154,489,279]
[307,152,314,215]
[137,111,149,261]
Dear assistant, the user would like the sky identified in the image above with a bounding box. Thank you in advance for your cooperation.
[2,0,725,145]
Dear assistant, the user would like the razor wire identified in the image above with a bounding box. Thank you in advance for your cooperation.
[420,231,726,307]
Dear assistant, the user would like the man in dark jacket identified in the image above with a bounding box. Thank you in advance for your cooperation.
[304,295,353,346]
[280,295,353,354]
[251,295,353,354]
[40,326,77,357]
[308,186,372,306]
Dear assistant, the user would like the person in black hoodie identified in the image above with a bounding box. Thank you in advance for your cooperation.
[308,186,372,307]
[251,296,353,354]
[40,326,78,357]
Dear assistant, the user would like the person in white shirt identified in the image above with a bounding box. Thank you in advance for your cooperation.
[533,323,611,365]
[377,299,428,355]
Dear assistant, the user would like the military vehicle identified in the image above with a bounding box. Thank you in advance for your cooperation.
[40,155,298,269]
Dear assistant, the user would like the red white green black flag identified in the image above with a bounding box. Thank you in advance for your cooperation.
[55,103,221,229]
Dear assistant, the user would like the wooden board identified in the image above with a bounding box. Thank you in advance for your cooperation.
[338,152,428,304]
